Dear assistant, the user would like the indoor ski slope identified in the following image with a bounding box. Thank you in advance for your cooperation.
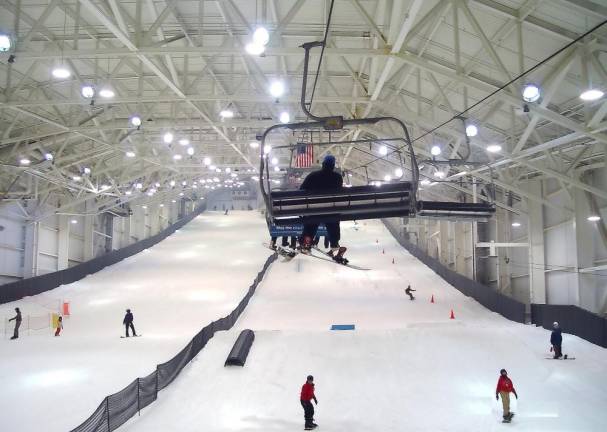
[0,211,272,432]
[121,220,607,432]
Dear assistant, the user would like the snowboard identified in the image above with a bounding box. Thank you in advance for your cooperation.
[309,247,370,271]
[545,356,575,360]
[502,412,515,423]
[262,243,297,259]
[121,335,142,338]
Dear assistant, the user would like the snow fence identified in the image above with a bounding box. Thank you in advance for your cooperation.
[69,252,277,432]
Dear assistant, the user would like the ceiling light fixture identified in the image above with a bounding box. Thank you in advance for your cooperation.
[203,157,212,166]
[52,66,71,79]
[0,34,11,52]
[130,115,142,127]
[173,154,182,161]
[178,138,189,146]
[465,124,478,137]
[522,84,540,103]
[98,87,115,98]
[379,145,388,156]
[394,168,403,177]
[249,141,259,149]
[512,222,521,227]
[430,145,442,156]
[245,42,265,56]
[279,111,290,123]
[81,85,95,99]
[580,89,604,101]
[269,80,285,98]
[220,109,234,118]
[587,215,601,222]
[486,144,502,153]
[19,158,31,165]
[187,147,194,156]
[163,131,174,144]
[253,27,270,46]
[126,151,136,158]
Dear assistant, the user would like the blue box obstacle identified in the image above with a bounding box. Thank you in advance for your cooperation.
[225,329,255,366]
[330,324,355,330]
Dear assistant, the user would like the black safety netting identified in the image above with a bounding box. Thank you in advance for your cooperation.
[70,253,277,432]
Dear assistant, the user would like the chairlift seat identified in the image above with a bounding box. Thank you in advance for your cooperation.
[269,182,415,225]
[417,200,495,219]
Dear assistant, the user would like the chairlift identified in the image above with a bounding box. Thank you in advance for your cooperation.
[260,41,495,226]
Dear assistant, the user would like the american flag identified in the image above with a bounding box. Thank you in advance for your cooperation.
[294,144,314,168]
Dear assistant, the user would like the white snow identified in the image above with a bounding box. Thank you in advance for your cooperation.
[120,219,607,432]
[0,211,273,432]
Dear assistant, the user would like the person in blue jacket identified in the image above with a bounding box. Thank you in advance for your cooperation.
[551,321,563,359]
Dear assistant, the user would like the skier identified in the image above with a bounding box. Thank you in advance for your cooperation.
[300,375,318,430]
[8,307,22,340]
[123,309,137,337]
[551,321,563,359]
[405,285,416,300]
[54,316,63,337]
[299,154,347,263]
[495,369,518,422]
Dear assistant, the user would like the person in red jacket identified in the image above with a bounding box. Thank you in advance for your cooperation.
[496,369,518,422]
[300,375,318,430]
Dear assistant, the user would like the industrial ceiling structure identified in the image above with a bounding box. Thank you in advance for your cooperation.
[0,0,606,221]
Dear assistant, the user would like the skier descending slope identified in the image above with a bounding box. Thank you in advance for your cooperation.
[299,154,347,263]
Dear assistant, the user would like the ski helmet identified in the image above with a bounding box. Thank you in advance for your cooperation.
[553,321,559,327]
[307,375,314,381]
[322,154,336,169]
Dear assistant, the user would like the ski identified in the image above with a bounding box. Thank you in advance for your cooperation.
[309,247,370,271]
[120,335,142,338]
[545,357,575,360]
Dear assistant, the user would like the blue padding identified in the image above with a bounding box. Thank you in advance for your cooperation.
[330,324,355,330]
[268,223,327,237]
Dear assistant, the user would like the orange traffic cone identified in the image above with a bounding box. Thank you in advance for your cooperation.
[450,309,455,319]
[430,295,435,303]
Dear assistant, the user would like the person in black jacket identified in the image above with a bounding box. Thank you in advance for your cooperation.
[8,307,22,340]
[551,321,563,359]
[123,309,137,337]
[405,285,416,301]
[299,155,346,262]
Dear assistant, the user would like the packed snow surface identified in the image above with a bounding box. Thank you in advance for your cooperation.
[0,211,272,432]
[120,219,607,432]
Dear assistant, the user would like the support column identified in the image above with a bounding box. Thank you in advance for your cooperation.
[573,188,595,310]
[22,221,40,278]
[83,202,94,261]
[526,180,546,304]
[57,215,70,270]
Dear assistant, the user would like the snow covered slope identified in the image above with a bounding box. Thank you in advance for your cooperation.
[122,220,607,432]
[0,211,272,432]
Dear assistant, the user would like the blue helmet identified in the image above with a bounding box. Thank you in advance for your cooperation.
[322,154,336,170]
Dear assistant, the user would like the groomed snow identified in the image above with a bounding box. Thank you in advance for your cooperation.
[0,211,272,432]
[120,220,607,432]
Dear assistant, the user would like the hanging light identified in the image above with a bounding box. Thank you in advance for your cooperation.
[511,222,521,227]
[169,180,176,187]
[126,151,136,158]
[269,81,285,98]
[220,109,234,118]
[379,145,388,156]
[0,34,11,52]
[271,157,278,165]
[187,147,195,156]
[163,131,174,144]
[245,42,265,56]
[384,175,392,182]
[135,183,143,189]
[580,89,604,101]
[44,153,54,161]
[522,84,540,103]
[394,168,403,178]
[279,111,290,123]
[486,144,502,153]
[83,167,91,175]
[465,124,478,137]
[179,138,189,146]
[203,157,212,166]
[125,190,132,195]
[249,141,259,149]
[587,215,601,222]
[264,144,272,154]
[98,87,115,98]
[173,154,182,160]
[19,158,31,165]
[430,145,442,156]
[253,27,270,46]
[81,85,95,99]
[72,175,81,181]
[52,66,71,79]
[274,166,280,172]
[130,115,142,127]
[70,219,78,224]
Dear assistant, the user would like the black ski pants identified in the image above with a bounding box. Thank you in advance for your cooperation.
[302,222,340,248]
[553,344,562,358]
[125,322,137,337]
[301,400,314,426]
[282,236,297,248]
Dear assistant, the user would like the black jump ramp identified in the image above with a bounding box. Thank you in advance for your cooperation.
[225,329,255,366]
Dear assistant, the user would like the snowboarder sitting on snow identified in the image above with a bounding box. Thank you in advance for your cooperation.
[123,309,137,337]
[8,307,22,340]
[300,375,318,430]
[551,321,563,359]
[299,154,347,263]
[405,285,416,300]
[496,369,518,422]
[55,316,63,337]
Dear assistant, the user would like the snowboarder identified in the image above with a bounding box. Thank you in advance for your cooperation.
[300,375,318,430]
[551,321,563,359]
[8,307,22,340]
[281,236,297,250]
[299,154,347,263]
[269,236,278,250]
[495,369,518,422]
[224,208,229,215]
[54,316,63,337]
[123,309,137,337]
[405,285,416,300]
